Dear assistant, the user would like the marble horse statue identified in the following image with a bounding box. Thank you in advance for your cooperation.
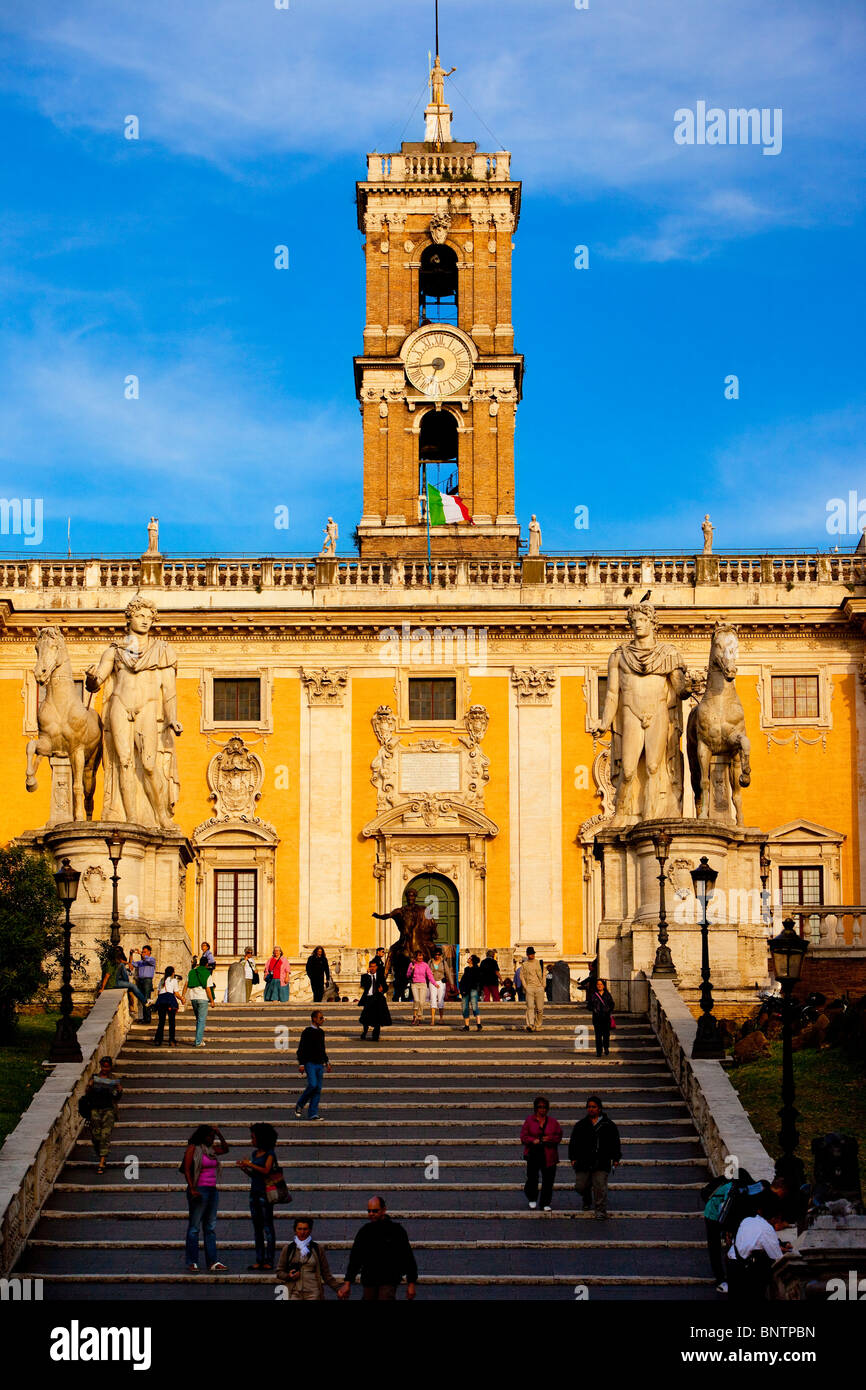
[687,624,751,824]
[25,626,102,820]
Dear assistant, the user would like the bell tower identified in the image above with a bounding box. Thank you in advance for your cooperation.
[354,46,523,558]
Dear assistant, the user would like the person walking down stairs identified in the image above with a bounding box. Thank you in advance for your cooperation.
[568,1094,622,1220]
[407,951,435,1024]
[305,947,331,1003]
[338,1195,418,1302]
[520,1095,563,1211]
[359,959,391,1042]
[459,954,483,1031]
[264,947,291,1003]
[181,1124,230,1273]
[184,956,215,1048]
[589,977,616,1056]
[276,1217,343,1300]
[295,1010,332,1120]
[82,1056,122,1176]
[521,947,545,1032]
[428,946,448,1023]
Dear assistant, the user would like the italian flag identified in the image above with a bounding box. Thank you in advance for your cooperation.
[426,482,474,525]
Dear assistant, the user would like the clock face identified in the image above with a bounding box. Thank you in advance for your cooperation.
[405,329,473,398]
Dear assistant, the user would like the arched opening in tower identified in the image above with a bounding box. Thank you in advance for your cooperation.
[419,408,459,499]
[419,244,458,325]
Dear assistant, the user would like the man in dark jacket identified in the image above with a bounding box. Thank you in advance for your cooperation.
[568,1094,622,1219]
[337,1195,418,1300]
[294,1010,332,1121]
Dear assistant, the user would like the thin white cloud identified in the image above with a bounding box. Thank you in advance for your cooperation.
[1,0,864,255]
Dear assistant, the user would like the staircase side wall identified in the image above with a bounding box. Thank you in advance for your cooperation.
[0,991,132,1275]
[649,979,775,1182]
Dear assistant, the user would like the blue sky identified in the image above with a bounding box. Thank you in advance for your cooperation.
[0,0,864,556]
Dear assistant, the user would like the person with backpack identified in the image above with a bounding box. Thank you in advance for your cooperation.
[406,951,435,1024]
[727,1184,790,1301]
[276,1217,343,1299]
[184,955,216,1047]
[153,965,182,1046]
[589,977,616,1056]
[83,1055,122,1174]
[237,1122,283,1271]
[700,1166,754,1293]
[459,954,483,1032]
[181,1123,230,1272]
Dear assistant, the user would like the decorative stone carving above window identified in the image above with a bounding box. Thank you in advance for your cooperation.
[206,735,264,821]
[301,668,348,706]
[370,702,491,811]
[511,668,557,704]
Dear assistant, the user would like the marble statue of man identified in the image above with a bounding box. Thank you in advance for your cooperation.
[85,596,182,828]
[702,514,714,555]
[320,517,338,557]
[591,602,690,821]
[528,515,542,557]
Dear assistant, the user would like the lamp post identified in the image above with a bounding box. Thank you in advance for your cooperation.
[759,841,771,929]
[691,856,724,1059]
[105,833,125,947]
[651,829,676,977]
[48,857,83,1064]
[770,918,809,1188]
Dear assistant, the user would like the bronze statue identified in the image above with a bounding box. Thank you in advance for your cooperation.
[373,888,438,960]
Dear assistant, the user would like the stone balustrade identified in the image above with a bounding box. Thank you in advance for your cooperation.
[788,904,866,952]
[0,551,861,599]
[0,991,132,1276]
[366,151,511,182]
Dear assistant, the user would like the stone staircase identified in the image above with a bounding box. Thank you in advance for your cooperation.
[16,1002,717,1300]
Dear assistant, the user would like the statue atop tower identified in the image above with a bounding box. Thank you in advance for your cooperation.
[425,52,456,145]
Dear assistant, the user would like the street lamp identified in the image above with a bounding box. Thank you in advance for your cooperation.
[759,841,771,928]
[691,856,724,1059]
[651,829,677,977]
[49,857,83,1064]
[769,917,809,1188]
[104,833,125,946]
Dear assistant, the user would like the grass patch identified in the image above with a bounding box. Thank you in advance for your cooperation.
[0,1012,81,1147]
[730,1042,866,1191]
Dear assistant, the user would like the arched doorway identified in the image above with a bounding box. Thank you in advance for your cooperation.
[404,872,459,948]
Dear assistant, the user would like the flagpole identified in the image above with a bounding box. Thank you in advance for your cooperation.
[424,462,432,586]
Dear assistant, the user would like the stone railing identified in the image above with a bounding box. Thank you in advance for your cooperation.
[0,552,862,596]
[648,978,774,1181]
[0,991,132,1276]
[788,904,865,951]
[367,151,511,182]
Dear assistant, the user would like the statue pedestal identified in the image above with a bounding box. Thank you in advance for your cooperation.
[595,818,771,1016]
[20,821,194,995]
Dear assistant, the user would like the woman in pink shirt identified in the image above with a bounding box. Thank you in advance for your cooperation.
[264,947,291,1004]
[406,951,436,1025]
[182,1123,230,1272]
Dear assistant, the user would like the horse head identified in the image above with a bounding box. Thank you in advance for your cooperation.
[711,624,739,682]
[33,626,67,685]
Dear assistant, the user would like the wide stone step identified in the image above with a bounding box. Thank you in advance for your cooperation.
[32,1211,706,1242]
[18,1245,709,1278]
[19,1276,717,1302]
[43,1179,706,1214]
